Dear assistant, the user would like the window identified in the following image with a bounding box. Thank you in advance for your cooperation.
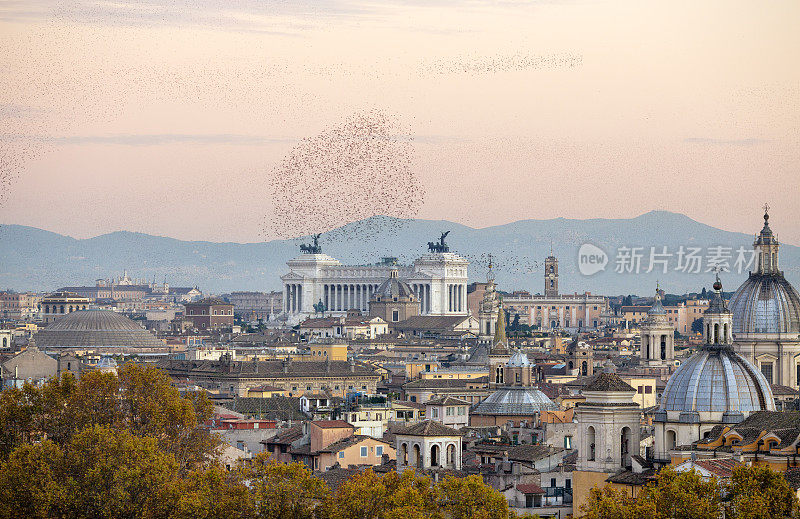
[761,363,774,384]
[564,436,572,449]
[432,408,438,418]
[376,446,383,457]
[637,386,643,394]
[550,478,556,487]
[458,407,465,415]
[392,309,399,322]
[360,446,368,457]
[446,407,453,416]
[339,451,345,458]
[645,386,652,394]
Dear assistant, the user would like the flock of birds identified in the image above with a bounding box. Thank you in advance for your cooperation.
[265,109,424,242]
[0,1,588,273]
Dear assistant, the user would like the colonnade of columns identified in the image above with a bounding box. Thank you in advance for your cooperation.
[410,283,432,314]
[284,283,303,313]
[446,283,466,313]
[322,283,379,312]
[284,281,468,315]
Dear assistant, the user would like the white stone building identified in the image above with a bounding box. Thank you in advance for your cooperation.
[281,245,469,325]
[395,420,462,472]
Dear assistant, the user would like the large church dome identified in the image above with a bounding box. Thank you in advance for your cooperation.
[729,210,800,336]
[659,346,774,418]
[658,277,775,423]
[730,277,800,335]
[34,309,165,350]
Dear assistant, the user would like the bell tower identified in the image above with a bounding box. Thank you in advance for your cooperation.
[478,256,500,342]
[489,302,511,387]
[754,204,780,275]
[544,253,558,297]
[640,285,674,367]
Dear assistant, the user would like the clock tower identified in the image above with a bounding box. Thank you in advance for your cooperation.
[544,254,558,297]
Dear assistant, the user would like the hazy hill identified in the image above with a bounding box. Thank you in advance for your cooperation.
[1,211,797,296]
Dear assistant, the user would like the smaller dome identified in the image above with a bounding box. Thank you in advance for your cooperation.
[96,356,119,373]
[373,268,415,301]
[659,347,774,416]
[648,289,666,316]
[472,386,558,416]
[507,349,530,367]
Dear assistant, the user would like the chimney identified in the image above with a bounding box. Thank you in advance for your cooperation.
[349,357,355,373]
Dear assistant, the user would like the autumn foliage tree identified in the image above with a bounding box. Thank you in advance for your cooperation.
[0,362,218,471]
[581,465,800,519]
[0,364,538,519]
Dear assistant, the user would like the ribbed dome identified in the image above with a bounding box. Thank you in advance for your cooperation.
[659,346,774,416]
[507,350,531,367]
[729,274,800,335]
[373,268,415,301]
[35,310,164,349]
[472,387,558,416]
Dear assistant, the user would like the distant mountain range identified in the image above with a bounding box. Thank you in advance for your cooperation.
[1,211,798,296]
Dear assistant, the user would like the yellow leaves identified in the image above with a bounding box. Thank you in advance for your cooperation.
[580,465,800,519]
[439,474,513,519]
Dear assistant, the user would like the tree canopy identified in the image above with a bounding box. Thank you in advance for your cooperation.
[0,364,532,519]
[581,466,800,519]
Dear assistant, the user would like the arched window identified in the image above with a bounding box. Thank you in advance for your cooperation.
[446,444,456,468]
[581,361,588,376]
[568,361,574,371]
[431,444,440,467]
[60,305,65,313]
[723,323,729,343]
[400,443,408,464]
[666,430,677,453]
[413,444,422,468]
[620,427,631,467]
[660,335,667,360]
[587,426,596,461]
[714,323,719,344]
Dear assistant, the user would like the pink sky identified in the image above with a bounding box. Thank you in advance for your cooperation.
[0,0,798,243]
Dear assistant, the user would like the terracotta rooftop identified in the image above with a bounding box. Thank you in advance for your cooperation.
[311,420,353,429]
[516,483,544,495]
[583,372,635,392]
[397,420,462,437]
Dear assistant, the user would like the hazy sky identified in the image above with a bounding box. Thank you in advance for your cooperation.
[1,0,798,243]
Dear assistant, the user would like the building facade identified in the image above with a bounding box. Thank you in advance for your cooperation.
[39,292,90,323]
[281,237,468,325]
[184,298,235,330]
[503,256,610,331]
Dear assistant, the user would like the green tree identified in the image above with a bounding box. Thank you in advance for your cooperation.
[0,362,219,471]
[691,318,704,334]
[581,486,640,519]
[156,465,254,519]
[438,475,514,519]
[241,453,330,519]
[325,469,442,519]
[0,425,179,519]
[725,464,800,519]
